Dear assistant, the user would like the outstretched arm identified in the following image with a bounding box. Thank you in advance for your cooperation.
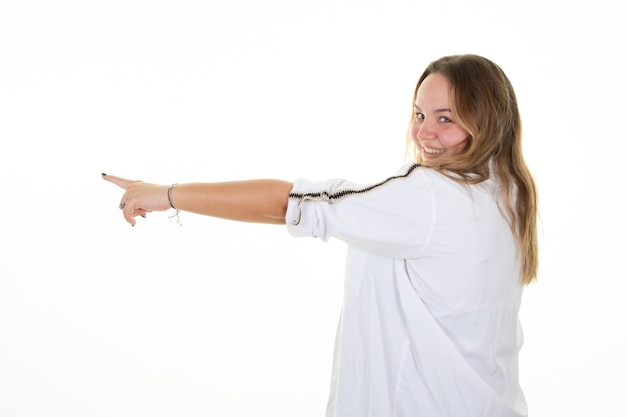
[102,174,293,226]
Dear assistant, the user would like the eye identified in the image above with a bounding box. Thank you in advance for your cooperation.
[414,112,425,120]
[439,116,452,123]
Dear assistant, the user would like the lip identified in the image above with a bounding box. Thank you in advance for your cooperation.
[421,144,445,158]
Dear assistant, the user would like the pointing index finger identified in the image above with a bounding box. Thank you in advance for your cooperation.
[101,173,134,190]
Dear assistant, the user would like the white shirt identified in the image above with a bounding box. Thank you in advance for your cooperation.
[286,163,527,417]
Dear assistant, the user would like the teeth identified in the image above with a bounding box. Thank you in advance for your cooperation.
[423,146,445,154]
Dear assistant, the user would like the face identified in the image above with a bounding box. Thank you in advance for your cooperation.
[411,73,469,163]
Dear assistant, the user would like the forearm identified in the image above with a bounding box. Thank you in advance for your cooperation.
[170,179,293,224]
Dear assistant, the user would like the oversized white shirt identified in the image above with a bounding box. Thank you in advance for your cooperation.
[285,163,527,417]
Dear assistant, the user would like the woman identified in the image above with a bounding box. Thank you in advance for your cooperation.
[103,54,538,417]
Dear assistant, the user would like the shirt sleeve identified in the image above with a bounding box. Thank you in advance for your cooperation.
[285,164,436,259]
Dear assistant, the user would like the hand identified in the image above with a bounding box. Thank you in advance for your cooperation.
[102,174,171,226]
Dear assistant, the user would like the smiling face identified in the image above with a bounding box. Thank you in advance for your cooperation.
[410,72,469,165]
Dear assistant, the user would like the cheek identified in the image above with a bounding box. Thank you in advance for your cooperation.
[441,128,469,149]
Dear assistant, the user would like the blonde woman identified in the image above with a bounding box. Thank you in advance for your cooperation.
[103,54,538,417]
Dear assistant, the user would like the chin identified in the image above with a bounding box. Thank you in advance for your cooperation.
[417,155,433,167]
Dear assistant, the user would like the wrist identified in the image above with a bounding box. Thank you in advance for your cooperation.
[168,183,178,209]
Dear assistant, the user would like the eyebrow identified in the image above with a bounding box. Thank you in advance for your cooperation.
[414,104,452,113]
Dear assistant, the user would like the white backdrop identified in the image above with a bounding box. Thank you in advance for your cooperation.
[1,1,624,416]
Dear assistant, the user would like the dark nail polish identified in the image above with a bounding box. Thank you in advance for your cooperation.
[101,173,107,176]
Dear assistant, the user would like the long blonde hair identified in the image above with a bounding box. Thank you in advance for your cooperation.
[407,54,538,285]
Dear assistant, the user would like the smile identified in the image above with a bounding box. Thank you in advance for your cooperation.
[422,146,445,154]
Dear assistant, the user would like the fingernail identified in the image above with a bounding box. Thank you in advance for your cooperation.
[101,173,107,176]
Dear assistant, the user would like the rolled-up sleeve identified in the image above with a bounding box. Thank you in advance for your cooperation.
[285,164,436,259]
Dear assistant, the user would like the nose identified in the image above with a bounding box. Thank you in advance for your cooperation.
[415,118,436,141]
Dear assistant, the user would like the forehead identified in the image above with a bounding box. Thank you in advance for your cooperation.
[415,73,452,106]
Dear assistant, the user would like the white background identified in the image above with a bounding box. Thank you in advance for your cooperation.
[1,0,624,416]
